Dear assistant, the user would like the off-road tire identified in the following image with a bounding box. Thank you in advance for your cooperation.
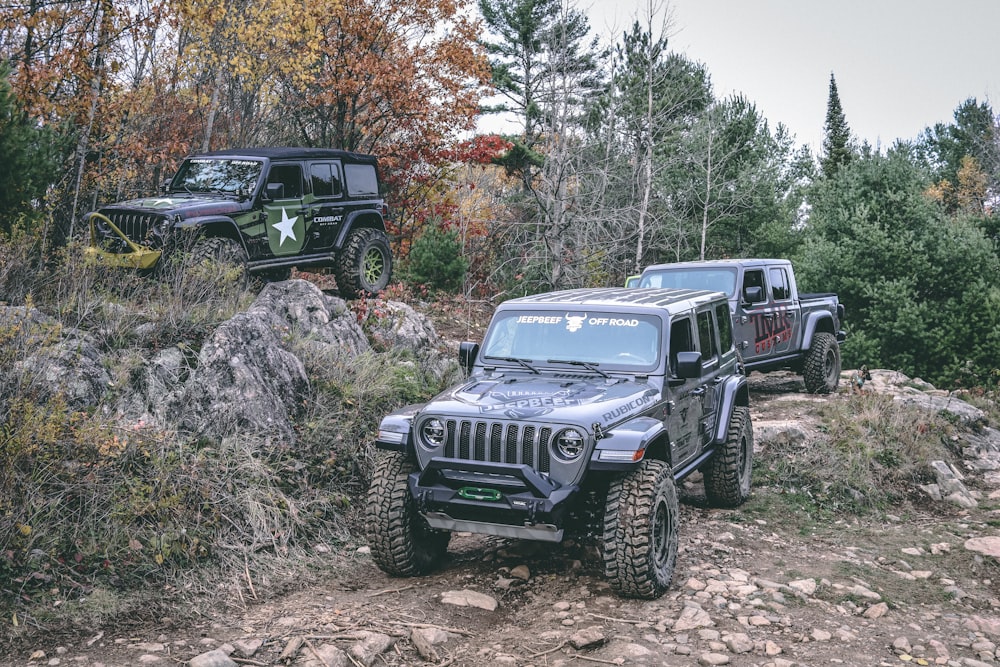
[602,459,678,599]
[803,332,841,394]
[335,227,392,298]
[704,406,753,508]
[189,237,249,286]
[366,452,449,576]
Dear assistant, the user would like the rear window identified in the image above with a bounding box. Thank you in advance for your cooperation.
[345,163,379,197]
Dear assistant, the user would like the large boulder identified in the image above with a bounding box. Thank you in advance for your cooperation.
[2,306,112,410]
[251,280,370,358]
[179,308,309,441]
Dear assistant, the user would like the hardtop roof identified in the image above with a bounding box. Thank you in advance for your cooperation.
[641,258,791,272]
[191,147,379,166]
[501,287,725,315]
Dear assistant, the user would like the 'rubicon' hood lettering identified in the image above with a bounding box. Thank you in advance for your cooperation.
[602,394,655,422]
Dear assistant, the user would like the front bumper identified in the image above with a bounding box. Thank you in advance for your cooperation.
[84,212,162,270]
[409,457,578,542]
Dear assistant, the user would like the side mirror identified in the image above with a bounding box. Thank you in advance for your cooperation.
[159,179,171,194]
[264,183,284,201]
[675,351,702,380]
[742,286,763,304]
[459,342,480,375]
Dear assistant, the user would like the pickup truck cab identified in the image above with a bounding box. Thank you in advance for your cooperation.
[638,259,846,393]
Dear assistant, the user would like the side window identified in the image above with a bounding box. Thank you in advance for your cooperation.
[668,317,695,376]
[344,163,379,197]
[769,267,790,301]
[742,269,766,304]
[266,164,303,199]
[715,302,733,352]
[310,162,343,198]
[697,310,719,360]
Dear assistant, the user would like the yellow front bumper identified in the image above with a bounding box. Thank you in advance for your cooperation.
[85,212,162,270]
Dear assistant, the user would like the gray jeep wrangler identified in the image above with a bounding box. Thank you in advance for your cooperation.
[84,147,392,297]
[366,287,752,599]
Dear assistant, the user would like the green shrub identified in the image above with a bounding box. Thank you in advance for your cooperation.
[405,223,468,293]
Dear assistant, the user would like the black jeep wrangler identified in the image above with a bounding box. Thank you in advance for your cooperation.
[366,287,753,599]
[84,147,392,297]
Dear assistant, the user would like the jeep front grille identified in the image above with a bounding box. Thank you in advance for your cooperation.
[444,419,552,473]
[98,211,165,250]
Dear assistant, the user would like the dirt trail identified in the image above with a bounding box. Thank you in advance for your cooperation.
[7,378,1000,667]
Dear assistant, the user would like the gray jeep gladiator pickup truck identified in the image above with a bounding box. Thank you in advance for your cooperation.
[638,259,846,393]
[366,287,752,599]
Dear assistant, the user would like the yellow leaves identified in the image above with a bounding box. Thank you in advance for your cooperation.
[18,524,31,537]
[926,156,989,215]
[171,0,327,92]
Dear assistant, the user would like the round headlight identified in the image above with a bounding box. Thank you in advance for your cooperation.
[420,418,446,448]
[553,428,586,460]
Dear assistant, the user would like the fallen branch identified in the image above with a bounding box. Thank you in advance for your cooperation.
[367,585,415,598]
[385,621,475,637]
[573,655,624,665]
[524,641,568,659]
[304,639,333,667]
[586,612,645,625]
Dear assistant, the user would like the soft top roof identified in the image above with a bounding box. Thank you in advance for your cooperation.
[502,287,725,316]
[192,147,379,166]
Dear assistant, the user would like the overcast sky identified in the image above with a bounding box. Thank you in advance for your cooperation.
[587,0,1000,152]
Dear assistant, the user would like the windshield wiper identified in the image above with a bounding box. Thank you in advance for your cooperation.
[546,359,609,379]
[484,356,539,374]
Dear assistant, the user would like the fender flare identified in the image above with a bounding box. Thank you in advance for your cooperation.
[711,374,751,445]
[173,216,247,253]
[801,310,834,351]
[589,416,667,470]
[333,208,387,250]
[373,405,423,457]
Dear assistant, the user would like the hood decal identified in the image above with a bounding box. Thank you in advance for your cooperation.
[438,376,658,424]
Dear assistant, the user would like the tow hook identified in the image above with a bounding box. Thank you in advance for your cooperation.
[416,489,432,513]
[526,500,542,524]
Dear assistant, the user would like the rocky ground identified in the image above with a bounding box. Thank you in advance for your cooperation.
[6,346,1000,667]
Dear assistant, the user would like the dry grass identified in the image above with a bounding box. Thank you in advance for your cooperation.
[754,393,958,514]
[0,230,451,644]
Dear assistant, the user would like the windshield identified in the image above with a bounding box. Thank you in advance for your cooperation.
[170,158,263,196]
[481,310,662,371]
[638,267,738,297]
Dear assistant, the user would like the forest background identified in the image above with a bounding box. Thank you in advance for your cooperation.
[1,0,998,388]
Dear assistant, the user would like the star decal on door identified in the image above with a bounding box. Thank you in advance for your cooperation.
[273,208,298,246]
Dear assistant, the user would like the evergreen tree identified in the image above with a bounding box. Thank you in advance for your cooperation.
[917,98,999,214]
[478,0,606,291]
[820,73,852,178]
[0,66,65,236]
[479,0,603,184]
[797,147,1000,386]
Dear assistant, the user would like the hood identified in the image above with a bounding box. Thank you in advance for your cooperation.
[425,373,660,426]
[100,194,247,219]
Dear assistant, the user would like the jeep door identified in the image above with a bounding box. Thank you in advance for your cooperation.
[305,161,346,252]
[666,315,703,465]
[766,265,798,355]
[262,163,307,257]
[693,304,731,449]
[734,266,795,364]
